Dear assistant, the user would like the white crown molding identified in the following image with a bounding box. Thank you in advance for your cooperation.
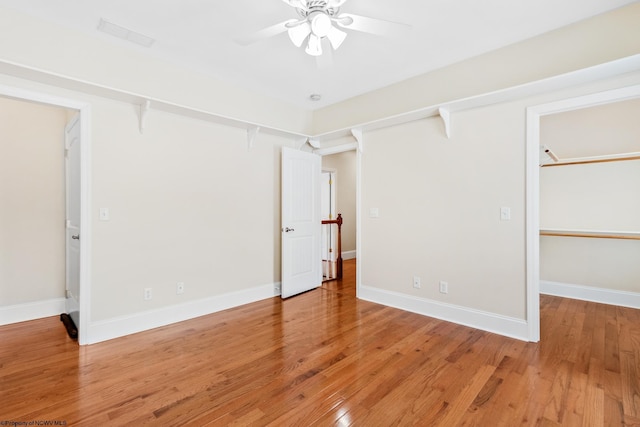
[2,54,640,145]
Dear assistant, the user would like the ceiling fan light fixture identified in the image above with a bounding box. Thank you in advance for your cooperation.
[287,21,312,47]
[326,26,347,50]
[310,12,332,37]
[305,34,323,56]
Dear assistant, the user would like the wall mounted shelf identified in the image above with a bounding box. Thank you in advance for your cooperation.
[1,54,640,150]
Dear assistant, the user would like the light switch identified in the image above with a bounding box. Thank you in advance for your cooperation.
[99,207,110,221]
[369,208,379,218]
[500,207,511,221]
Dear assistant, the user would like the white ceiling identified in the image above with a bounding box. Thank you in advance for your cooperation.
[0,0,635,110]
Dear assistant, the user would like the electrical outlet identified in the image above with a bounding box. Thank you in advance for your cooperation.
[439,281,448,294]
[144,287,152,300]
[413,276,421,289]
[176,282,185,295]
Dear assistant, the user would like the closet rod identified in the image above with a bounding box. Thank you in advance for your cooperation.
[541,153,640,167]
[540,230,640,240]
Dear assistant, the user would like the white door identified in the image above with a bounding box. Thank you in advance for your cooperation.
[281,147,322,298]
[65,114,81,328]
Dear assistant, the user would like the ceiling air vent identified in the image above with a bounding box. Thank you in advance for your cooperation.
[97,18,155,48]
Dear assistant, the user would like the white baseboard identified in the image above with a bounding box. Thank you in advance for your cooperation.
[342,250,356,260]
[0,298,66,326]
[86,282,280,345]
[540,280,640,309]
[358,285,529,341]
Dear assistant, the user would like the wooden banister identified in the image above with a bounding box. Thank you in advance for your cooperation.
[322,213,343,279]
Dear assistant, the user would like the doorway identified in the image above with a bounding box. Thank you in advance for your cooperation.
[525,84,640,341]
[0,84,91,344]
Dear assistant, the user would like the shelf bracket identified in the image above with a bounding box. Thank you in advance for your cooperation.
[351,128,363,153]
[247,125,260,150]
[295,137,308,150]
[438,107,451,139]
[139,99,151,134]
[308,138,320,149]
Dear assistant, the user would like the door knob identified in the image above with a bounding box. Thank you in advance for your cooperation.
[72,235,80,240]
[284,227,295,232]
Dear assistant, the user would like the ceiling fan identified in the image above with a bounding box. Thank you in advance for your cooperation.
[236,0,410,57]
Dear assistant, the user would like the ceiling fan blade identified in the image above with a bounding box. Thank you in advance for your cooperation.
[305,34,323,56]
[288,21,312,47]
[335,13,411,38]
[234,19,296,46]
[281,0,309,11]
[326,0,348,7]
[326,25,347,50]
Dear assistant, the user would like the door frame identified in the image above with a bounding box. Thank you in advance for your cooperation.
[0,83,92,344]
[315,143,360,296]
[525,83,640,342]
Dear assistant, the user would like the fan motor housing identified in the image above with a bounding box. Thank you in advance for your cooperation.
[296,1,340,18]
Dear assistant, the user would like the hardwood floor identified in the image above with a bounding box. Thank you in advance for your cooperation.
[1,259,639,426]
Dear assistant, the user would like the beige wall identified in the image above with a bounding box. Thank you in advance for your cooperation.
[0,6,313,135]
[312,3,640,134]
[361,104,526,318]
[540,237,640,293]
[540,98,640,158]
[2,2,640,336]
[89,97,287,321]
[0,97,69,306]
[540,161,640,230]
[540,100,640,292]
[359,74,640,321]
[321,150,357,254]
[0,73,288,322]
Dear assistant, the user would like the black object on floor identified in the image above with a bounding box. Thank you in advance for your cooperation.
[60,313,78,340]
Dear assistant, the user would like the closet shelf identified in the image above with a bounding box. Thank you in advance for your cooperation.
[540,152,640,167]
[540,229,640,240]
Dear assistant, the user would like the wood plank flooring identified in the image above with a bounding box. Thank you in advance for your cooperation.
[1,259,639,426]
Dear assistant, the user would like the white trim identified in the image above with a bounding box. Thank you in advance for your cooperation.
[4,55,639,147]
[540,281,640,309]
[525,83,640,343]
[86,282,279,345]
[314,54,640,142]
[525,107,541,342]
[78,106,92,345]
[0,59,308,140]
[342,250,356,260]
[0,298,66,326]
[355,136,363,298]
[314,142,358,156]
[359,286,529,341]
[0,84,92,345]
